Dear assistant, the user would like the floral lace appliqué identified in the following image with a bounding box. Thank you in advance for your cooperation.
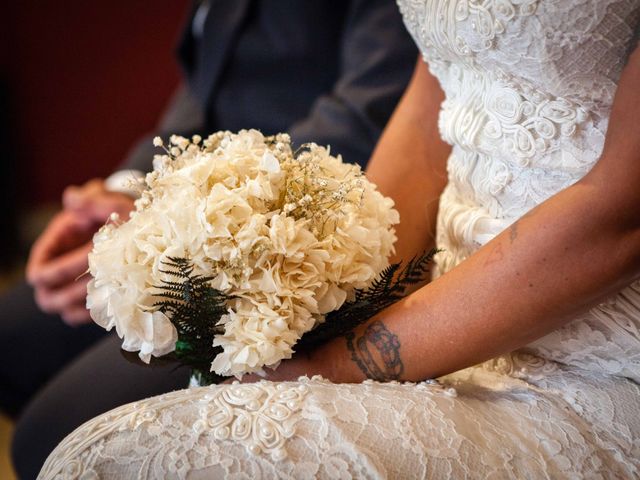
[193,381,309,461]
[453,0,540,55]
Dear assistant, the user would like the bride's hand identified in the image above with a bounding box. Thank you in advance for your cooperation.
[224,350,338,384]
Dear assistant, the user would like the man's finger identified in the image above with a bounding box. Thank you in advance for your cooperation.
[79,192,135,223]
[26,212,85,284]
[33,278,90,314]
[30,242,93,289]
[62,179,105,210]
[60,305,93,326]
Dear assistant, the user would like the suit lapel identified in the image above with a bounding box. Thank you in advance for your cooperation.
[192,0,251,105]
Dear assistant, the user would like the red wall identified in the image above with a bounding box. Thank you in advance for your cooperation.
[4,1,190,206]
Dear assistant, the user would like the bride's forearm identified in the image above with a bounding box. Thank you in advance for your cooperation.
[263,48,640,384]
[314,178,640,383]
[304,46,640,384]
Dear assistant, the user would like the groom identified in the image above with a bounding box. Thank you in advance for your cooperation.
[3,1,417,477]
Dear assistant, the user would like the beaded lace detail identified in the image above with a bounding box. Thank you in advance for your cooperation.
[40,373,640,479]
[40,381,310,478]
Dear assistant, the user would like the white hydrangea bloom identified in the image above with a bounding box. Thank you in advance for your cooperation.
[87,130,398,376]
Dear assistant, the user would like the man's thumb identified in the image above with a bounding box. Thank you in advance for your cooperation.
[81,193,135,223]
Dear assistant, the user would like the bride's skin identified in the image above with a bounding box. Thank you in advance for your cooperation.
[244,46,640,384]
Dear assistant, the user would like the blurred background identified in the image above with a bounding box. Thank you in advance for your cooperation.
[0,1,189,476]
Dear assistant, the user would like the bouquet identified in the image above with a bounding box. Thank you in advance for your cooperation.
[87,130,434,384]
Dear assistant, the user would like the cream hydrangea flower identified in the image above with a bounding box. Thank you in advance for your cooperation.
[87,130,398,376]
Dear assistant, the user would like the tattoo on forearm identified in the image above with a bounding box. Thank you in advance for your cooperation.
[509,222,519,243]
[483,242,504,266]
[508,208,537,244]
[345,320,404,381]
[488,208,537,266]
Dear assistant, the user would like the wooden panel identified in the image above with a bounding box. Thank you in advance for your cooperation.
[4,1,190,205]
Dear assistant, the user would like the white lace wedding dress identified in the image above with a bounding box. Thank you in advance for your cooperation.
[40,1,640,478]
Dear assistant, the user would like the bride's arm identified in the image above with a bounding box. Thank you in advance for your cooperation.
[267,47,640,383]
[365,59,451,264]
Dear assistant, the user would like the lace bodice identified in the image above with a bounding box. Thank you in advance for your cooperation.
[398,0,640,381]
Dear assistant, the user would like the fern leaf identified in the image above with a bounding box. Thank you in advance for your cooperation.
[151,256,231,384]
[297,249,438,349]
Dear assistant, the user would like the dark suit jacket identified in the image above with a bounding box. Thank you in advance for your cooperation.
[123,0,416,170]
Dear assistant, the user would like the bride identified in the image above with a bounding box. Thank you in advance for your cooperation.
[40,0,640,478]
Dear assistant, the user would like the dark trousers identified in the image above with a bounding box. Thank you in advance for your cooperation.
[1,282,190,479]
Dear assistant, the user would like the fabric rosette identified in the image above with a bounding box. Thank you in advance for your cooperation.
[87,130,399,379]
